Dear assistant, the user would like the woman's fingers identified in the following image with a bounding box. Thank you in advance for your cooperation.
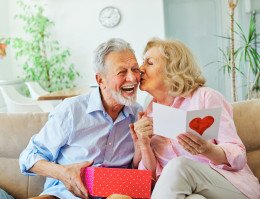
[177,137,198,155]
[137,130,153,139]
[178,134,200,147]
[134,118,153,132]
[177,133,203,155]
[178,133,212,155]
[183,132,206,146]
[135,120,153,137]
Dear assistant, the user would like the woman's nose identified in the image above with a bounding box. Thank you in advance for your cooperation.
[140,65,145,74]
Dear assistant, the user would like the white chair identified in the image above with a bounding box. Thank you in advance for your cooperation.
[0,85,54,113]
[25,81,49,100]
[25,81,62,106]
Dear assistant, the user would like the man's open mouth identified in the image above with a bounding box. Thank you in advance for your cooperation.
[121,85,135,93]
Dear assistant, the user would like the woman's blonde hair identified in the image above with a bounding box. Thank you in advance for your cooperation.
[144,38,206,97]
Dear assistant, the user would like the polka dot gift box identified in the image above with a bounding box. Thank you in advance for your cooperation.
[84,167,152,198]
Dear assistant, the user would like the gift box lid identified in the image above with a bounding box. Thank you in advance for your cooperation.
[84,167,152,198]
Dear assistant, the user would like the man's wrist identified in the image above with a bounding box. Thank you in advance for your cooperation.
[55,164,66,181]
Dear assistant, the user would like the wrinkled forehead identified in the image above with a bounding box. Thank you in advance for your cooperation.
[104,50,138,70]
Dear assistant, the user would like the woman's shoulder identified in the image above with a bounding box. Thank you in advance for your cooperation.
[193,86,225,100]
[190,87,231,109]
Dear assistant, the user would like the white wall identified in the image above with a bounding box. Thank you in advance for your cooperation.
[0,0,13,80]
[45,0,165,85]
[0,0,165,105]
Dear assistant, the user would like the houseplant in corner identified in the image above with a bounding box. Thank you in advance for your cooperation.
[2,0,79,92]
[228,0,238,102]
[235,14,260,99]
[218,14,260,100]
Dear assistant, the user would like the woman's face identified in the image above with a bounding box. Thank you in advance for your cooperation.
[140,46,167,94]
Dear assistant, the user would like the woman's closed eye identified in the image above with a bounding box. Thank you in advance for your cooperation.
[147,60,153,65]
[146,58,154,66]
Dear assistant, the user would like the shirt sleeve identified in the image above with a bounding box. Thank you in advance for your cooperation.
[19,102,73,176]
[138,159,162,181]
[203,90,247,171]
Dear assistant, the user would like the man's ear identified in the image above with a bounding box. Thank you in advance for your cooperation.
[96,73,105,89]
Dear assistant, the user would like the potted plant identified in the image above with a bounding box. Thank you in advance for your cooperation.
[218,13,260,100]
[228,0,238,102]
[1,1,80,92]
[235,14,260,99]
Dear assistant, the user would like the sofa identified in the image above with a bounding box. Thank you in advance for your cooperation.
[0,99,260,199]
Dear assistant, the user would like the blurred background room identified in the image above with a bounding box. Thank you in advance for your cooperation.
[0,0,259,112]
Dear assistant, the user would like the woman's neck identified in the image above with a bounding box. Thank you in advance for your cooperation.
[151,90,175,106]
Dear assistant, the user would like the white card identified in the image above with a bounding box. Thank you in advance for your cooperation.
[153,102,222,140]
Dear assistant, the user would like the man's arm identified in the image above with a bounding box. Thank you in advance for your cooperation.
[30,159,93,199]
[129,123,141,168]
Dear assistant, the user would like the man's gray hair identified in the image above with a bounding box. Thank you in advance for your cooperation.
[93,38,135,73]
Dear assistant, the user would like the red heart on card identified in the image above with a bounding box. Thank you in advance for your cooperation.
[189,116,214,135]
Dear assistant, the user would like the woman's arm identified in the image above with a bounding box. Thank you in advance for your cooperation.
[129,123,141,168]
[133,115,157,179]
[177,88,246,170]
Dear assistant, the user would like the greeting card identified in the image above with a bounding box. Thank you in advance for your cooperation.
[153,102,221,140]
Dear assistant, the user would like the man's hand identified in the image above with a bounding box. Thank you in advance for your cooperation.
[59,161,93,199]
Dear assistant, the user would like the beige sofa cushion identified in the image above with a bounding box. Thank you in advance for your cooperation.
[0,113,48,199]
[232,99,260,181]
[0,99,259,198]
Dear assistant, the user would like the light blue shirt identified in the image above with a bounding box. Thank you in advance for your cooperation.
[19,87,142,198]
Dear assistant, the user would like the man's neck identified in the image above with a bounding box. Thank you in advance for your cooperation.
[100,88,124,121]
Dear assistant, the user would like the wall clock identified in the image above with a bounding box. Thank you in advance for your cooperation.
[99,6,121,28]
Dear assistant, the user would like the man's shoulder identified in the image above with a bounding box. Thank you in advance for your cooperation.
[51,92,91,115]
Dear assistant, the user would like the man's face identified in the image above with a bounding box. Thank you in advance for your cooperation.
[99,50,140,106]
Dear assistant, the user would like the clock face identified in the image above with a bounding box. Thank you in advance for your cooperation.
[99,6,121,28]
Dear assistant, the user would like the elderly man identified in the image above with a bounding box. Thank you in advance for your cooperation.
[19,38,142,199]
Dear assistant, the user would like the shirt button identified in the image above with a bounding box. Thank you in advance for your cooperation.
[108,142,112,145]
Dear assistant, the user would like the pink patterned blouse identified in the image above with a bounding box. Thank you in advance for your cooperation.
[139,87,260,199]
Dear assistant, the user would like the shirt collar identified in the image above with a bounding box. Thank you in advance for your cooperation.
[86,87,105,114]
[122,105,134,117]
[86,87,135,117]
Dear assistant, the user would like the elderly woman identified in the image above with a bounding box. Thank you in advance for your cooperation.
[130,38,260,199]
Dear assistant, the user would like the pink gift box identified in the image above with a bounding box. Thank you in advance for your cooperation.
[84,167,152,198]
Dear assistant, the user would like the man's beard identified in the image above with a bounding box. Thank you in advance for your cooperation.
[110,89,137,106]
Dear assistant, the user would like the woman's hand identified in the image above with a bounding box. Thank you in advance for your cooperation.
[131,112,157,179]
[177,132,213,155]
[133,112,153,148]
[177,132,229,165]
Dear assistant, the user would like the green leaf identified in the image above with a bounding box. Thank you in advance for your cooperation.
[5,0,80,92]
